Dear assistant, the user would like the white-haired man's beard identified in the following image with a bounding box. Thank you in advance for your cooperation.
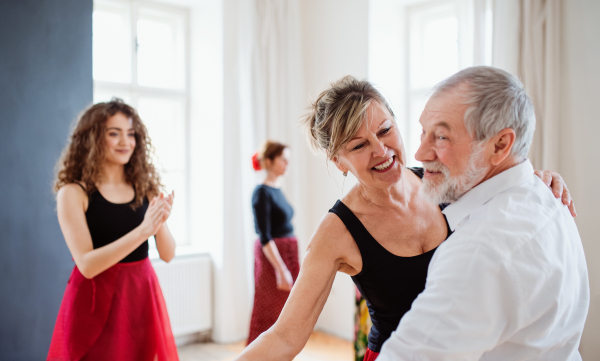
[420,143,489,204]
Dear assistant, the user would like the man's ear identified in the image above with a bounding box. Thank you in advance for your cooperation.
[490,128,516,166]
[331,155,348,174]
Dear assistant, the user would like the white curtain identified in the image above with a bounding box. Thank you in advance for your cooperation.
[492,0,561,170]
[214,0,306,343]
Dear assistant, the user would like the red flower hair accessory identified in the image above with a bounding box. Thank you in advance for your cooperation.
[251,152,262,171]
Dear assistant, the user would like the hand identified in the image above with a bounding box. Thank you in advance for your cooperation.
[160,191,174,223]
[275,267,294,292]
[139,195,169,238]
[534,170,577,217]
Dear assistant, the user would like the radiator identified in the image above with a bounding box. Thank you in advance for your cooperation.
[152,254,212,337]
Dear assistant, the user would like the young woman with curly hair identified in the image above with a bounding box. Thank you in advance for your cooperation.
[47,99,179,361]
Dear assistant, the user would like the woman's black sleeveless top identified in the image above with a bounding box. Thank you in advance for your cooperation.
[84,187,149,263]
[328,168,451,352]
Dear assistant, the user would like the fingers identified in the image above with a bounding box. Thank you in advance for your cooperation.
[551,176,564,199]
[535,171,550,186]
[561,186,572,206]
[543,172,552,187]
[278,283,291,292]
[568,200,577,217]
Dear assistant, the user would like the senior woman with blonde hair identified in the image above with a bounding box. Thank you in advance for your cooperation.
[234,76,574,361]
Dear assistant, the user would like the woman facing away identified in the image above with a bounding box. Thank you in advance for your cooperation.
[247,141,300,344]
[235,76,575,361]
[47,99,179,361]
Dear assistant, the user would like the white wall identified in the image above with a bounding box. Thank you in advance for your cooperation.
[298,0,369,341]
[559,1,600,359]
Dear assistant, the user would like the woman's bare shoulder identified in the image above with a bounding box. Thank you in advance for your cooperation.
[306,212,362,273]
[57,183,88,209]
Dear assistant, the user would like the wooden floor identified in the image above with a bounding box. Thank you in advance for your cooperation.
[178,331,354,361]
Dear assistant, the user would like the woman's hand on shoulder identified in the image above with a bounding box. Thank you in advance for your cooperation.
[534,170,576,217]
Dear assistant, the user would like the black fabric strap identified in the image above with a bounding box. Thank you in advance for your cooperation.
[329,200,376,257]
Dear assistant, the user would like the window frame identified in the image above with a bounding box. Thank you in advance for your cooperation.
[369,0,492,168]
[93,0,192,248]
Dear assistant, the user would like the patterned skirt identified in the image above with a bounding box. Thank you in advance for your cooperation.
[47,257,178,361]
[247,237,300,345]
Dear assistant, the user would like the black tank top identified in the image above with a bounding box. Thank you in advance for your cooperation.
[328,168,451,352]
[83,185,149,263]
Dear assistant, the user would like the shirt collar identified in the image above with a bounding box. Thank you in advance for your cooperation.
[442,159,534,231]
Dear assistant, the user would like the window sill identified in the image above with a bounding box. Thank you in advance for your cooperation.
[149,245,209,261]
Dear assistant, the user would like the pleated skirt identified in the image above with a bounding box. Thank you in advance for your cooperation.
[47,257,178,361]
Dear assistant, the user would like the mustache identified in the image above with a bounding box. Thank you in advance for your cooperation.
[422,161,450,176]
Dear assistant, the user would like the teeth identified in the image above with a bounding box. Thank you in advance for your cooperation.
[374,157,393,170]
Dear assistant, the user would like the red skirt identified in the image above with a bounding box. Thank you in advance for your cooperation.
[364,348,379,361]
[47,258,178,361]
[247,237,300,345]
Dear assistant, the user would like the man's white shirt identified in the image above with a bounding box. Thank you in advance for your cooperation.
[377,160,589,360]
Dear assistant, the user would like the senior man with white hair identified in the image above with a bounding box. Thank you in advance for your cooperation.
[377,66,589,361]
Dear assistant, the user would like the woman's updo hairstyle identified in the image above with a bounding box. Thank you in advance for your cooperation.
[252,140,288,171]
[303,75,395,160]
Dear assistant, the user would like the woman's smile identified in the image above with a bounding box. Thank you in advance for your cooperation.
[372,155,395,173]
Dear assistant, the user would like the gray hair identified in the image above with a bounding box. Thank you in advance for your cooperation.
[432,66,536,160]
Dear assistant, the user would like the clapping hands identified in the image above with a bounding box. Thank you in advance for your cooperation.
[140,191,175,238]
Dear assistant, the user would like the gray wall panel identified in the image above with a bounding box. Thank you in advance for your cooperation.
[0,0,93,359]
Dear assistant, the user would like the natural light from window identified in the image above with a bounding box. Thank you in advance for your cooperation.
[92,0,189,248]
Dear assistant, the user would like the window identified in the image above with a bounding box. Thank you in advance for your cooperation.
[369,0,492,167]
[93,0,190,247]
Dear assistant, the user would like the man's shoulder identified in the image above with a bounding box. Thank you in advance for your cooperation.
[454,175,569,256]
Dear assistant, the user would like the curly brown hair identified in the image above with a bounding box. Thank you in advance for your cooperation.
[54,98,162,209]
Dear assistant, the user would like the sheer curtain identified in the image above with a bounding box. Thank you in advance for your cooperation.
[492,0,561,170]
[215,0,306,343]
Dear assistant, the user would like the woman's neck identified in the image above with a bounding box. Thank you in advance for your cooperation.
[355,169,417,209]
[99,162,127,186]
[263,171,281,188]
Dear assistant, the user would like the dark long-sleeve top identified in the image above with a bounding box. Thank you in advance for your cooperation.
[252,184,294,246]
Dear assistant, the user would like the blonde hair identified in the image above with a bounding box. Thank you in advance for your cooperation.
[303,76,395,160]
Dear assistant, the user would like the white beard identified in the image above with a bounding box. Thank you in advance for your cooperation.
[420,143,489,204]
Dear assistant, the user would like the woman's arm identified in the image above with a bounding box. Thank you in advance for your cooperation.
[262,241,293,291]
[57,184,168,279]
[155,192,176,262]
[235,213,361,361]
[253,188,293,290]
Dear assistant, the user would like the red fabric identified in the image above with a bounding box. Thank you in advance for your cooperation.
[247,237,300,345]
[364,348,380,361]
[47,258,178,361]
[251,152,262,171]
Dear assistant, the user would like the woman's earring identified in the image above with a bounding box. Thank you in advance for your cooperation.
[343,172,347,177]
[341,171,347,198]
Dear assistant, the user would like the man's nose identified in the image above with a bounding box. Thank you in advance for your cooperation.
[415,136,434,162]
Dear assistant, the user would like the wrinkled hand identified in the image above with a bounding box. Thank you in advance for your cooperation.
[275,268,294,292]
[534,170,576,217]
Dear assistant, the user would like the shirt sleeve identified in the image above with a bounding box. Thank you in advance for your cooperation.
[377,240,521,361]
[252,187,272,246]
